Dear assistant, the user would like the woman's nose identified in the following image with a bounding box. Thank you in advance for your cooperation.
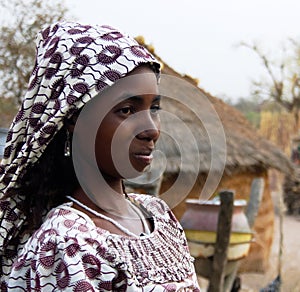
[136,128,160,141]
[136,112,160,141]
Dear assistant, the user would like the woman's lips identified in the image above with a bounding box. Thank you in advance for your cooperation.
[133,152,153,165]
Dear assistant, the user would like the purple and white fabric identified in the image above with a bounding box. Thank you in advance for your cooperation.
[3,194,200,291]
[0,21,200,290]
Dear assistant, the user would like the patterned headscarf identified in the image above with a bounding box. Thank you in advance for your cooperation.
[0,21,160,252]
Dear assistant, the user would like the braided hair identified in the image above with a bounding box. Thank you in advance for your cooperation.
[5,127,79,234]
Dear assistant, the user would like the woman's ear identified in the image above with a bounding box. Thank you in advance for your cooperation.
[64,120,74,133]
[64,113,79,133]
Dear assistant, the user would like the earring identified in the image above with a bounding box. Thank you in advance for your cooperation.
[64,130,71,157]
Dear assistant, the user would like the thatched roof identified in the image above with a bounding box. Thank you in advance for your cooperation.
[139,41,293,177]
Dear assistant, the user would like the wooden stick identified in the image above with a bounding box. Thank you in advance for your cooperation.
[208,191,234,292]
[245,178,264,228]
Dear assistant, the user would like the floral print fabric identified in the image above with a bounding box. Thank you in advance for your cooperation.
[2,194,200,291]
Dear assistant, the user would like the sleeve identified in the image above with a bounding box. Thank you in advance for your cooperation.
[6,234,127,291]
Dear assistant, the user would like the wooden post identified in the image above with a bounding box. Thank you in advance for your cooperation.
[208,191,234,292]
[245,178,264,228]
[223,177,265,291]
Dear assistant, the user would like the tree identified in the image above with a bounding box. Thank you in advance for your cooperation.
[229,96,262,128]
[0,0,71,106]
[241,40,300,126]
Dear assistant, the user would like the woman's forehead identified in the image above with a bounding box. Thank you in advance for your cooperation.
[109,71,159,97]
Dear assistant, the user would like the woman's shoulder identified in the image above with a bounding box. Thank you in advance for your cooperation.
[7,205,124,291]
[42,203,95,231]
[26,204,108,252]
[15,204,116,267]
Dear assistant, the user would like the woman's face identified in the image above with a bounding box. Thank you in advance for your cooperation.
[94,65,160,180]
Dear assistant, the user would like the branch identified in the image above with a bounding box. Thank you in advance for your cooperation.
[240,41,293,110]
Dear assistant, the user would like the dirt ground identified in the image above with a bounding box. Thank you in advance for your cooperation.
[197,213,300,292]
[240,214,300,292]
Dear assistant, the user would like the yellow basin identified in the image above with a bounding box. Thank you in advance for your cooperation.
[185,229,253,260]
[185,229,253,244]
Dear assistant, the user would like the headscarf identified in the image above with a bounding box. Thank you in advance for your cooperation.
[0,21,160,254]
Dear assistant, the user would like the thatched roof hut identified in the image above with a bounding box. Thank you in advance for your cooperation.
[126,41,294,273]
[158,61,292,177]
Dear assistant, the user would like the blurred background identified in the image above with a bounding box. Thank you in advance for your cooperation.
[1,0,300,291]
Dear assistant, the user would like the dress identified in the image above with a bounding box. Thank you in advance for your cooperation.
[2,194,200,291]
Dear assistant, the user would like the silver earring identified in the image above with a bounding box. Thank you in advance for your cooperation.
[64,130,71,157]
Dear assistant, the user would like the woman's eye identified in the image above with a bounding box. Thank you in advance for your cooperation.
[119,107,133,115]
[150,105,161,114]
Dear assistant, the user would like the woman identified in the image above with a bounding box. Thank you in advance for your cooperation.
[0,21,200,291]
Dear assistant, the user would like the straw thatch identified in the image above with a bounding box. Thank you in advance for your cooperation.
[157,62,293,177]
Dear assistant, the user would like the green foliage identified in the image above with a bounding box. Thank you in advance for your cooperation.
[233,96,261,112]
[244,111,261,128]
[0,0,71,105]
[231,97,261,128]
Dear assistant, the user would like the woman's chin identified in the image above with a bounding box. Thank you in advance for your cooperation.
[120,164,151,180]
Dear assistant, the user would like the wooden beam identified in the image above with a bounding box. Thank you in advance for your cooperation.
[208,191,234,292]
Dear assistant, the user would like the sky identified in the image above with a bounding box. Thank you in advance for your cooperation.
[64,0,300,102]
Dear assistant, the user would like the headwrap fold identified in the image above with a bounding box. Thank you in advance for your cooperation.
[0,21,160,253]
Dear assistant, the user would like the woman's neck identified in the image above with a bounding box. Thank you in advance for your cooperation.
[72,180,129,217]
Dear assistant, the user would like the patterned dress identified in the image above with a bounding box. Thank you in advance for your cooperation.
[2,194,200,291]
